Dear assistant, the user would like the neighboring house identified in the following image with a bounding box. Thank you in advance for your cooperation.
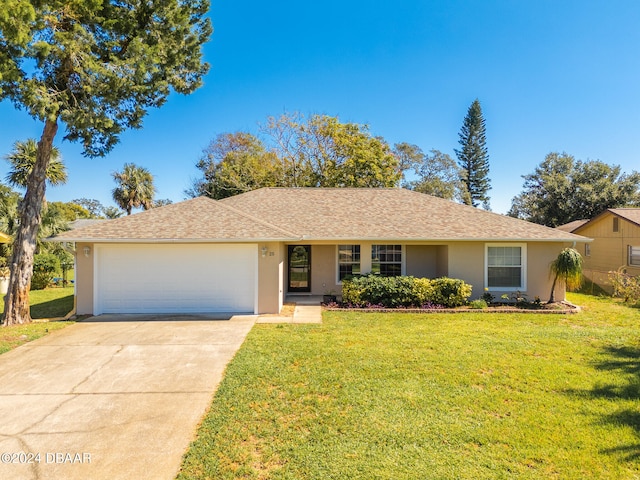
[559,208,640,288]
[52,188,588,315]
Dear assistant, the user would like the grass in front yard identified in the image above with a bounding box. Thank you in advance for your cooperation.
[178,293,640,479]
[0,287,75,354]
[0,287,75,319]
[0,321,71,355]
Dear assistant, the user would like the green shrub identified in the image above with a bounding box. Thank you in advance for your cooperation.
[609,268,640,304]
[341,276,363,306]
[31,253,60,290]
[430,277,473,308]
[412,277,434,306]
[341,275,418,307]
[341,275,471,308]
[469,299,488,309]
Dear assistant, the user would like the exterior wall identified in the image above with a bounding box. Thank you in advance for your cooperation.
[257,242,284,314]
[76,239,576,316]
[310,245,337,296]
[577,214,640,281]
[75,242,94,315]
[406,245,448,278]
[526,242,568,301]
[447,241,570,302]
[448,242,485,299]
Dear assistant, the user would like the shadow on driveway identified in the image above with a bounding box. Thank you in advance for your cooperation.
[81,312,254,322]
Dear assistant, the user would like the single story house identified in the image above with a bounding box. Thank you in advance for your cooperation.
[558,208,640,289]
[52,188,589,315]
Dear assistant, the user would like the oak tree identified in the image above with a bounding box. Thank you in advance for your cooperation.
[508,152,640,227]
[407,148,470,203]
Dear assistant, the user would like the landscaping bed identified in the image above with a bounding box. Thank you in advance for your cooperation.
[323,300,580,314]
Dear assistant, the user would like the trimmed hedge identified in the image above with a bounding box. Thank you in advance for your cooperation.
[341,275,472,308]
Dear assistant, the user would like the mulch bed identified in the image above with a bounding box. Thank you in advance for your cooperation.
[323,301,580,314]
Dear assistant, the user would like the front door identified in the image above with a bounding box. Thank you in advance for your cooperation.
[288,245,311,292]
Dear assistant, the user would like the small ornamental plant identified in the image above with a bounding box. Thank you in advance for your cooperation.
[549,248,583,303]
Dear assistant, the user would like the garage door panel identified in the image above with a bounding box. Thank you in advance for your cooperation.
[95,244,256,314]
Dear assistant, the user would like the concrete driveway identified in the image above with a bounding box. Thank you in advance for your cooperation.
[0,314,256,480]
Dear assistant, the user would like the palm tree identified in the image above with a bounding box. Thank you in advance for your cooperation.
[4,139,67,188]
[2,140,68,259]
[548,248,583,303]
[112,163,156,215]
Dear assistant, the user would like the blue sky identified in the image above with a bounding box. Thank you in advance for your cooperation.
[1,0,639,214]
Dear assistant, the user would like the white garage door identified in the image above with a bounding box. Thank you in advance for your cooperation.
[94,244,257,314]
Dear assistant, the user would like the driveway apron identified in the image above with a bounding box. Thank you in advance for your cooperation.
[0,314,256,480]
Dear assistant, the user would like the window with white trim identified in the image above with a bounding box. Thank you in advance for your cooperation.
[629,246,640,266]
[372,244,402,277]
[338,245,361,281]
[486,244,526,290]
[584,244,591,257]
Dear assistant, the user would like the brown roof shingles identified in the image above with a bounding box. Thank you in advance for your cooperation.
[54,196,298,242]
[54,188,588,242]
[223,188,586,241]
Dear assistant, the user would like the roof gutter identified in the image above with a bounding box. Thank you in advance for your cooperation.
[45,236,302,243]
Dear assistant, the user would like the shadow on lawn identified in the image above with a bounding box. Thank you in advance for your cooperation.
[29,294,74,319]
[572,345,640,460]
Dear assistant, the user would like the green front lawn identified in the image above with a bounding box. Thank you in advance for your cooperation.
[178,293,640,479]
[0,287,75,354]
[0,286,75,319]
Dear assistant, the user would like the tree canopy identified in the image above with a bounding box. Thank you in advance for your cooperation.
[404,146,470,203]
[508,152,640,227]
[4,139,67,188]
[0,0,211,325]
[188,113,401,199]
[188,132,282,199]
[455,99,491,208]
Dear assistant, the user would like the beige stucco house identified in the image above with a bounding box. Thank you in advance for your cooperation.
[558,208,640,288]
[53,188,588,315]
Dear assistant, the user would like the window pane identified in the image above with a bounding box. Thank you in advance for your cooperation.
[630,246,640,266]
[339,245,361,281]
[487,246,523,288]
[488,267,522,288]
[372,244,401,277]
[488,246,521,267]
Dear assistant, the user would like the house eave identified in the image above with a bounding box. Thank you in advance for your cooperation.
[45,236,301,243]
[295,236,593,243]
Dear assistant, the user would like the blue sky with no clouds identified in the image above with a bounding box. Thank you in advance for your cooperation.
[1,0,639,214]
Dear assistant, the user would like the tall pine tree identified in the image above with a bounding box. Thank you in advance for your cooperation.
[455,99,491,208]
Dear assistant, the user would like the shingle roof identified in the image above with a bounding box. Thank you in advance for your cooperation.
[571,208,640,233]
[556,219,589,233]
[218,188,587,242]
[50,188,589,243]
[53,196,298,242]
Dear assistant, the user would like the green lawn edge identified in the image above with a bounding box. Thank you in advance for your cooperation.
[0,287,75,354]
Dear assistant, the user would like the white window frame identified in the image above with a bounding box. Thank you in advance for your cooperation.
[629,245,640,267]
[371,244,405,277]
[337,244,361,283]
[584,243,591,257]
[484,243,527,292]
